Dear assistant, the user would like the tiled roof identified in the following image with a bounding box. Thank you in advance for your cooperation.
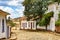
[0,10,10,15]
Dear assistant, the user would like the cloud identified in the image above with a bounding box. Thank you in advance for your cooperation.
[8,1,19,6]
[6,0,24,6]
[0,6,14,13]
[0,0,11,1]
[15,6,25,17]
[0,0,24,18]
[0,6,24,18]
[0,6,16,18]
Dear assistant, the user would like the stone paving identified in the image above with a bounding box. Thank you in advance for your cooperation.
[11,30,60,40]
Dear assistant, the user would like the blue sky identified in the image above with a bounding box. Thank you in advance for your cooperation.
[0,0,24,18]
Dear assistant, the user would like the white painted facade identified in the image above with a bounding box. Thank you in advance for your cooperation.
[45,2,60,31]
[21,21,36,30]
[38,2,59,31]
[0,10,10,39]
[37,2,60,31]
[0,15,7,38]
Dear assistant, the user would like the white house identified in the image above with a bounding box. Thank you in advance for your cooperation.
[21,21,36,30]
[0,10,10,39]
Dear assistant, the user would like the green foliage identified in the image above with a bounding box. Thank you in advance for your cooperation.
[55,13,60,26]
[52,0,60,3]
[58,13,60,19]
[7,17,16,27]
[7,20,16,27]
[23,0,50,21]
[39,11,54,26]
[48,0,60,4]
[55,20,60,26]
[39,18,46,26]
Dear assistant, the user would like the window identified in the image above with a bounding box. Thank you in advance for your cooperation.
[2,19,4,33]
[22,23,27,27]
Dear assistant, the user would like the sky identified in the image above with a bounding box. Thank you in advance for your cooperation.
[0,0,24,18]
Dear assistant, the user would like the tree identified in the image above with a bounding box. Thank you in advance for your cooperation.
[52,0,60,3]
[58,13,60,19]
[23,0,32,21]
[23,0,50,24]
[7,17,16,27]
[49,0,60,4]
[39,11,54,30]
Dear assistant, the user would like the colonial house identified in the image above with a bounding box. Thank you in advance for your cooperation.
[11,16,27,30]
[21,21,36,30]
[20,16,37,30]
[0,10,10,39]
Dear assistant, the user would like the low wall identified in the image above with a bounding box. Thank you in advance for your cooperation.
[37,25,55,31]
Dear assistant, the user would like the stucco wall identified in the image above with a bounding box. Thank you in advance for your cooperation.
[21,21,36,30]
[0,15,7,38]
[46,2,59,31]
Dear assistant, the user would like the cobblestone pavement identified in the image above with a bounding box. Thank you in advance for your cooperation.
[11,30,60,40]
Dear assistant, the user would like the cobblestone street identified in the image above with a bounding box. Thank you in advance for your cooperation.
[11,30,60,40]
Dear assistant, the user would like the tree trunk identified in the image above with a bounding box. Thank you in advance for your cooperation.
[46,25,47,31]
[36,25,37,30]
